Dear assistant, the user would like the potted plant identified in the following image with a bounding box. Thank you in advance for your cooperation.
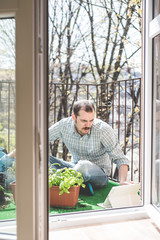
[49,166,85,207]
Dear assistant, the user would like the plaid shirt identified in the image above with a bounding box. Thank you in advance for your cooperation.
[49,117,129,176]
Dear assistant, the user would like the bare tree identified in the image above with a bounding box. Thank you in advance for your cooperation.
[0,18,15,71]
[48,0,142,161]
[0,19,16,152]
[77,0,141,119]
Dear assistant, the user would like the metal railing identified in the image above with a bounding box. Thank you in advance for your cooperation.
[49,78,141,182]
[0,80,16,153]
[0,78,141,182]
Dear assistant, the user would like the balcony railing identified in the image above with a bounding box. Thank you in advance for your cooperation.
[0,78,141,183]
[49,78,141,182]
[0,80,15,153]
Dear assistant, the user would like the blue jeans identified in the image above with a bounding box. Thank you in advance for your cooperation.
[49,156,108,188]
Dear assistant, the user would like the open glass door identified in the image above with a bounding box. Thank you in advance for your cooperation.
[152,34,160,209]
[0,0,48,239]
[0,18,16,238]
[48,0,143,223]
[151,1,160,210]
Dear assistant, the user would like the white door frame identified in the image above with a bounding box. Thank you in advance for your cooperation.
[1,0,160,239]
[0,0,48,239]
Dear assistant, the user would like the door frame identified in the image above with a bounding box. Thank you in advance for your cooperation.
[1,0,160,239]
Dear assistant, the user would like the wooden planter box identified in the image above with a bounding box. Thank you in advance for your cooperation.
[49,185,80,207]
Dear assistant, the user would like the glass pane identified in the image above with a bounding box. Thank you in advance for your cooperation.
[154,0,160,18]
[48,0,142,219]
[0,18,16,233]
[152,35,160,208]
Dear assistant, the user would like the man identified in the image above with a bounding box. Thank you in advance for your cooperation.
[49,99,129,195]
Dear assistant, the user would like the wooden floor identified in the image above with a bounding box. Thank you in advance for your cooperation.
[50,218,160,240]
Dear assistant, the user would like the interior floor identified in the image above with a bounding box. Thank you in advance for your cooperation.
[49,218,160,240]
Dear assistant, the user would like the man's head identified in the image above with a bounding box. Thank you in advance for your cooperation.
[72,100,95,136]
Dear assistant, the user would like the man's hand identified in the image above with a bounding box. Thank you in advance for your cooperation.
[118,164,129,184]
[119,181,134,185]
[119,164,135,185]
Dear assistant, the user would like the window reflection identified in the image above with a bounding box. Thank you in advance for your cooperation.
[0,18,16,222]
[154,0,160,18]
[153,35,160,208]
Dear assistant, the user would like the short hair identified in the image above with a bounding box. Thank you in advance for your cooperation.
[73,99,95,117]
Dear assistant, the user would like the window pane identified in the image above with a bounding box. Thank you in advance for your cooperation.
[0,18,16,235]
[48,0,142,219]
[154,0,160,18]
[152,35,160,209]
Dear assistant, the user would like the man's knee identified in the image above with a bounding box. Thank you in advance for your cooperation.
[73,160,108,188]
[73,160,91,182]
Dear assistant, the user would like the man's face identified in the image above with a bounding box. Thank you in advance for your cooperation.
[72,109,95,136]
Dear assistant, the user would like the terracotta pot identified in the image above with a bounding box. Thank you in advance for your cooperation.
[49,185,80,207]
[10,181,16,203]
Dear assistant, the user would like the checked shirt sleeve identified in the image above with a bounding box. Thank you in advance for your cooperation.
[101,124,129,169]
[49,119,64,142]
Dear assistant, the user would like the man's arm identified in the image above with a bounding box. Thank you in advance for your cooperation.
[118,164,129,184]
[49,120,63,142]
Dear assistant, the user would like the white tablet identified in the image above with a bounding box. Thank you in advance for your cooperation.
[98,183,141,208]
